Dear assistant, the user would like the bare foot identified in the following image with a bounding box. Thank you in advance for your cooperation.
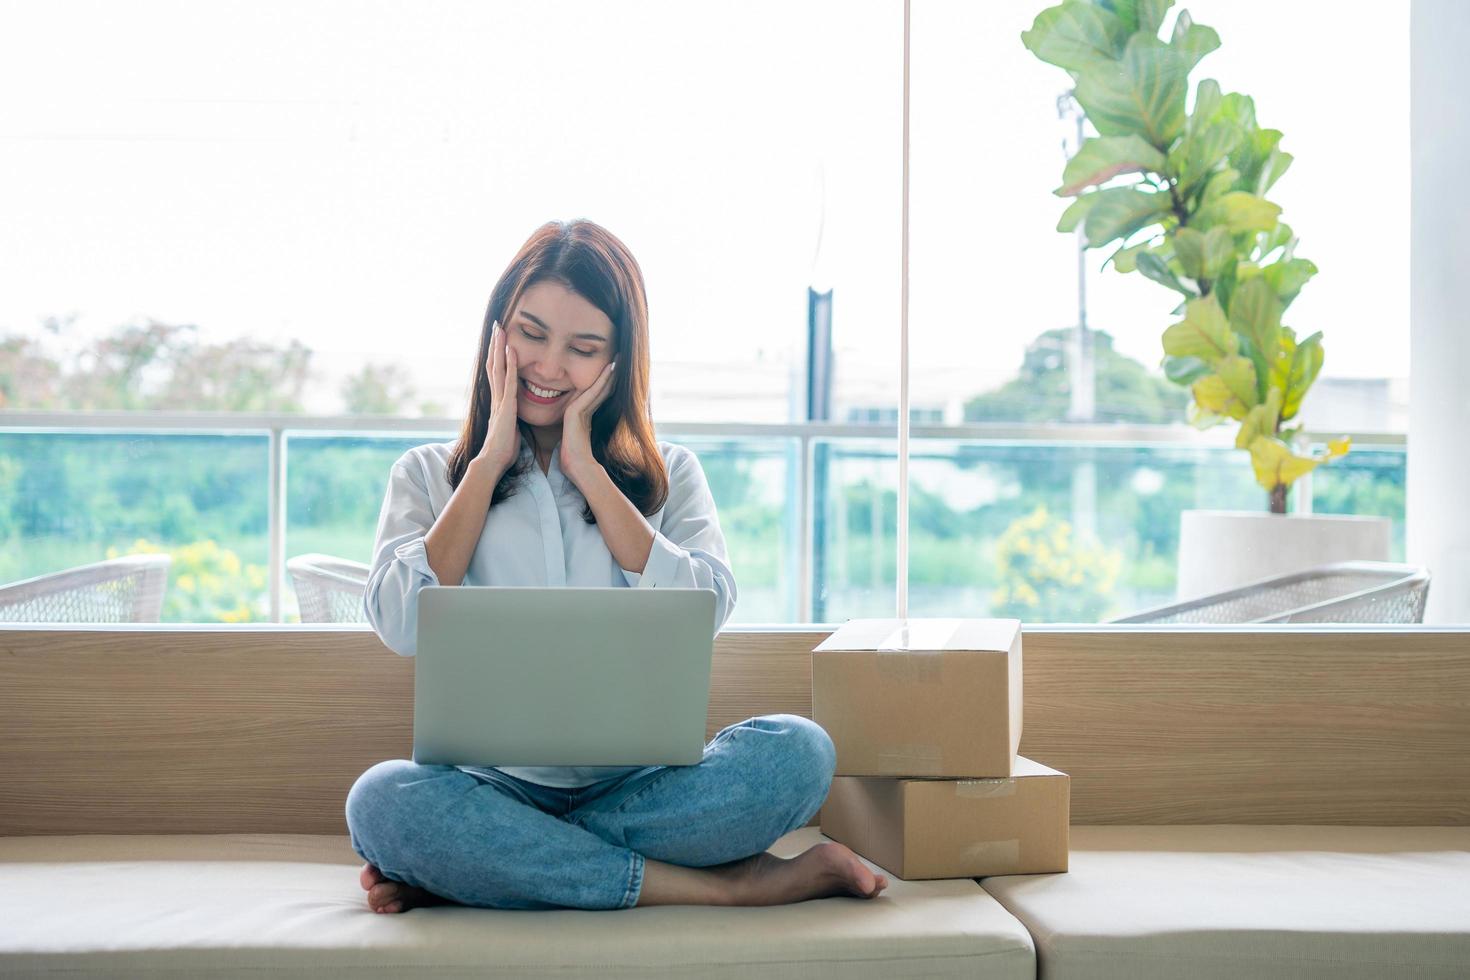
[359,862,454,914]
[723,841,888,905]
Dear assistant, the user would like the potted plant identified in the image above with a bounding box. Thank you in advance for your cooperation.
[1021,0,1388,597]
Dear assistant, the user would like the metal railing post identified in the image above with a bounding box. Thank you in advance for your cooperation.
[267,426,286,623]
[798,432,813,623]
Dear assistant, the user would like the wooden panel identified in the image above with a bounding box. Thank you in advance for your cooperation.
[1020,630,1470,825]
[2,627,1467,834]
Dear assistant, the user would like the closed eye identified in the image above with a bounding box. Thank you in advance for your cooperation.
[521,327,596,357]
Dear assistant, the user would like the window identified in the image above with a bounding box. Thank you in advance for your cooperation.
[1,1,1457,626]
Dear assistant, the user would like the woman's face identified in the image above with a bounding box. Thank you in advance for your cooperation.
[503,280,616,429]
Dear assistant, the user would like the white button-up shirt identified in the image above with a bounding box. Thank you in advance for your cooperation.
[364,436,737,787]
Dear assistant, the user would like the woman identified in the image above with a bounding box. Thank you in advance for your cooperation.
[346,219,888,912]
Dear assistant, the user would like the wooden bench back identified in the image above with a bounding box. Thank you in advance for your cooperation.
[2,627,1466,834]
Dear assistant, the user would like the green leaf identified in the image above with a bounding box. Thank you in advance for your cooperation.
[1257,147,1293,196]
[1255,221,1294,261]
[1215,92,1258,133]
[1215,355,1261,414]
[1173,226,1235,280]
[1201,191,1281,234]
[1022,1,1128,76]
[1247,437,1320,493]
[1162,293,1237,363]
[1170,119,1243,196]
[1192,355,1259,420]
[1106,0,1174,36]
[1210,256,1239,312]
[1163,354,1210,385]
[1137,250,1194,296]
[1191,78,1223,123]
[1246,434,1347,493]
[1234,332,1272,405]
[1073,34,1188,147]
[1170,78,1240,195]
[1108,240,1151,272]
[1081,186,1172,247]
[1057,192,1101,233]
[1195,168,1240,216]
[1170,10,1221,73]
[1056,135,1169,195]
[1227,277,1283,365]
[1262,258,1318,309]
[1235,387,1283,449]
[1233,128,1288,197]
[1277,330,1324,421]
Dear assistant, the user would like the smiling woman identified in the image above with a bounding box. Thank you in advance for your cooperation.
[447,220,666,524]
[348,221,889,913]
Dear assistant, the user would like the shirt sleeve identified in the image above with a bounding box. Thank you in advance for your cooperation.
[362,456,442,657]
[619,445,738,634]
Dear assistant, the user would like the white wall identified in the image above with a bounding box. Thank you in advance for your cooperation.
[1409,0,1470,623]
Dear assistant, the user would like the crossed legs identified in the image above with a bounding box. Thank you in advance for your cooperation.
[345,714,887,911]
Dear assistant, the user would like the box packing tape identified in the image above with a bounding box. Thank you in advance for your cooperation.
[953,778,1018,799]
[875,648,942,682]
[877,745,943,775]
[960,839,1021,866]
[876,618,968,652]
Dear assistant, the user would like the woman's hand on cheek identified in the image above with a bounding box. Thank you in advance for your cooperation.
[475,321,521,476]
[559,361,617,488]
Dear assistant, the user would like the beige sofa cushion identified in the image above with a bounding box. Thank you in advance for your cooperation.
[981,825,1470,980]
[0,827,1034,979]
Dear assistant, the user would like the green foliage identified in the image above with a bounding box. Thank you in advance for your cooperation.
[0,319,315,412]
[107,537,268,623]
[342,362,419,416]
[1,431,1407,624]
[991,505,1122,621]
[964,328,1187,423]
[0,333,63,408]
[1023,0,1346,511]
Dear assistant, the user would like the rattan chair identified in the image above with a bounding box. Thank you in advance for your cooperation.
[287,553,370,624]
[1113,560,1431,625]
[0,554,173,623]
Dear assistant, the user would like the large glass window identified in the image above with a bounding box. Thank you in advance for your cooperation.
[0,1,1447,627]
[909,0,1412,623]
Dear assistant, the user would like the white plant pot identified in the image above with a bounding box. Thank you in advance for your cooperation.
[1177,510,1392,601]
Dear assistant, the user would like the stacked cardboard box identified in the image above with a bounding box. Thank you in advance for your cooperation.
[813,618,1070,880]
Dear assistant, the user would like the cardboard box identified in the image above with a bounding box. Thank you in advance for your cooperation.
[812,618,1022,777]
[819,756,1070,880]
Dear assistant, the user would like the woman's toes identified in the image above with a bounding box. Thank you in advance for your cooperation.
[820,842,886,899]
[369,881,405,911]
[359,862,386,891]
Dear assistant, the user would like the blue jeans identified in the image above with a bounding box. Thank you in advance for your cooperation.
[344,714,836,910]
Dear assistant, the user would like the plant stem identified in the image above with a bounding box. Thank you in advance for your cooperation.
[1269,484,1288,515]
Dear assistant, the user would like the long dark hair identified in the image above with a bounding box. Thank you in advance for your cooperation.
[446,219,668,522]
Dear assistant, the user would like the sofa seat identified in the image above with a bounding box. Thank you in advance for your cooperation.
[0,826,1034,979]
[981,825,1470,980]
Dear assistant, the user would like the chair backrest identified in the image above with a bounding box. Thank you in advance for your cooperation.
[0,554,173,623]
[287,553,370,623]
[1114,561,1431,625]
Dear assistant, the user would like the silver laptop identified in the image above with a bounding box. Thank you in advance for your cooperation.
[413,586,717,768]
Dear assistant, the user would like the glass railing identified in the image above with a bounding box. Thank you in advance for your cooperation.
[0,416,1406,625]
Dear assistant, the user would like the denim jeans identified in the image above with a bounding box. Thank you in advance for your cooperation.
[344,714,836,910]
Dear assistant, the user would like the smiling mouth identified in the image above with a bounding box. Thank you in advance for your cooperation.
[521,378,568,401]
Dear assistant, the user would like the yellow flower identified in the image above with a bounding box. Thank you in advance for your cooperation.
[219,603,251,624]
